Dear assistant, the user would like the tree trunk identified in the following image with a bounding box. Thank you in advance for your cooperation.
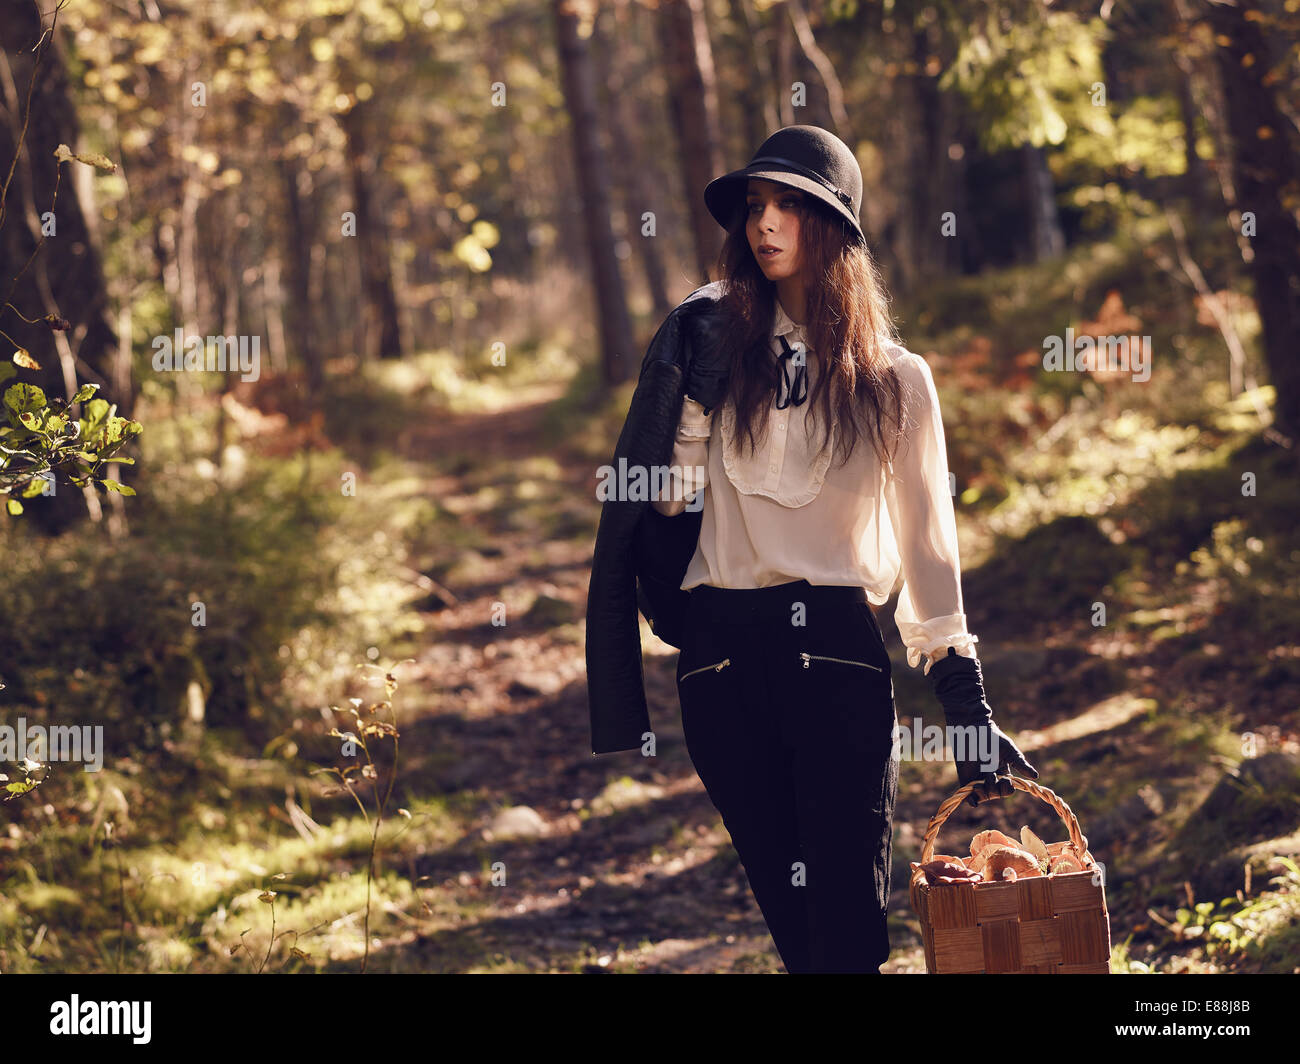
[657,0,726,283]
[593,3,671,322]
[774,8,796,128]
[276,114,323,394]
[553,0,636,384]
[909,19,961,279]
[1205,0,1300,440]
[0,0,123,533]
[727,0,781,157]
[1173,47,1206,215]
[1019,142,1065,262]
[339,101,403,361]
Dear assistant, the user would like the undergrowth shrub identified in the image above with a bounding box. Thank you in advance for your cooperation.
[0,457,345,750]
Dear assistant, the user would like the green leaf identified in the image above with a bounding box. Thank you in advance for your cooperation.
[0,363,15,385]
[80,398,111,444]
[83,397,110,425]
[21,476,50,498]
[99,478,135,496]
[4,778,39,797]
[4,383,47,415]
[71,383,99,403]
[102,456,135,464]
[6,498,23,515]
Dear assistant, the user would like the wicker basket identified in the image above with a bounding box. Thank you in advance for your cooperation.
[908,776,1111,973]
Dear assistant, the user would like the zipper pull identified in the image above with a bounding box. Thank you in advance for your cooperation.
[800,652,811,669]
[715,658,730,671]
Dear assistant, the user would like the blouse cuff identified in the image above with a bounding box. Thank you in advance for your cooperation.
[896,612,981,676]
[678,396,713,439]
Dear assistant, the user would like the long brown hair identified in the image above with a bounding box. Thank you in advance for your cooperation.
[711,199,908,472]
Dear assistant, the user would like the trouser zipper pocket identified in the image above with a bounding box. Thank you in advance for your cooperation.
[680,657,731,681]
[799,652,883,673]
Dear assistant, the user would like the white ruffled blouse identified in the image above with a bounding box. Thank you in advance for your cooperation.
[650,289,979,676]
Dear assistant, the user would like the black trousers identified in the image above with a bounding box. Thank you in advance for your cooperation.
[675,579,900,973]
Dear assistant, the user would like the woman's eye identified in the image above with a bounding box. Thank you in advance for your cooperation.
[748,200,800,213]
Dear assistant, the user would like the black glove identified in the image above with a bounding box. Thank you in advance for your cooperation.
[680,305,730,415]
[926,647,1038,808]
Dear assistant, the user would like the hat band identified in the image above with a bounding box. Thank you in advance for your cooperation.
[747,154,854,209]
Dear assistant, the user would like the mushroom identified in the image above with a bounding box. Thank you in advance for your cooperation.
[970,829,1019,860]
[915,858,981,885]
[1049,852,1085,875]
[983,845,1041,882]
[1020,826,1050,864]
[932,854,969,869]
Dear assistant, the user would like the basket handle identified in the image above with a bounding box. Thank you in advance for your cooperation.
[910,776,1095,893]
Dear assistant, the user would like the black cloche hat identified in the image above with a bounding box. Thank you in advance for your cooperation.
[704,124,866,247]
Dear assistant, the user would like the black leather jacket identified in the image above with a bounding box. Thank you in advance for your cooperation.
[585,282,729,755]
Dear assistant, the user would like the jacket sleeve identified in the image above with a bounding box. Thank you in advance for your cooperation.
[650,396,712,517]
[883,352,980,676]
[585,308,688,755]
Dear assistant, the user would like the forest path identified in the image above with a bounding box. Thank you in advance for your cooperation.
[366,381,1283,974]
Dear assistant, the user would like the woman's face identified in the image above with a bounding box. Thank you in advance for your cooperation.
[745,178,805,281]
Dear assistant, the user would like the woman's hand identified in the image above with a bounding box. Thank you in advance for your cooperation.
[953,722,1032,807]
[926,648,1038,808]
[681,305,730,415]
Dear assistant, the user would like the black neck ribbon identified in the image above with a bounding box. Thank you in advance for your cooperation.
[775,334,809,409]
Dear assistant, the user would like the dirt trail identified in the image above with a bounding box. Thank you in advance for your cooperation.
[374,385,1276,974]
[382,387,800,971]
[383,387,1067,972]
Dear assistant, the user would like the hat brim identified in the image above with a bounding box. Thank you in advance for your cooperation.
[704,166,864,243]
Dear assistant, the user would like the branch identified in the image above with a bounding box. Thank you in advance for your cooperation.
[785,0,853,141]
[1156,208,1289,449]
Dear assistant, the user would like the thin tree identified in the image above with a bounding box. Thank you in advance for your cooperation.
[0,0,125,531]
[1204,0,1300,442]
[553,0,636,385]
[658,0,726,284]
[593,2,672,324]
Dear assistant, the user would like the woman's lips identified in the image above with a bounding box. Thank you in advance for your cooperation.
[759,247,782,258]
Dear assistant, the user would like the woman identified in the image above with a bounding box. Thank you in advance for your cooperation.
[651,126,1037,973]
